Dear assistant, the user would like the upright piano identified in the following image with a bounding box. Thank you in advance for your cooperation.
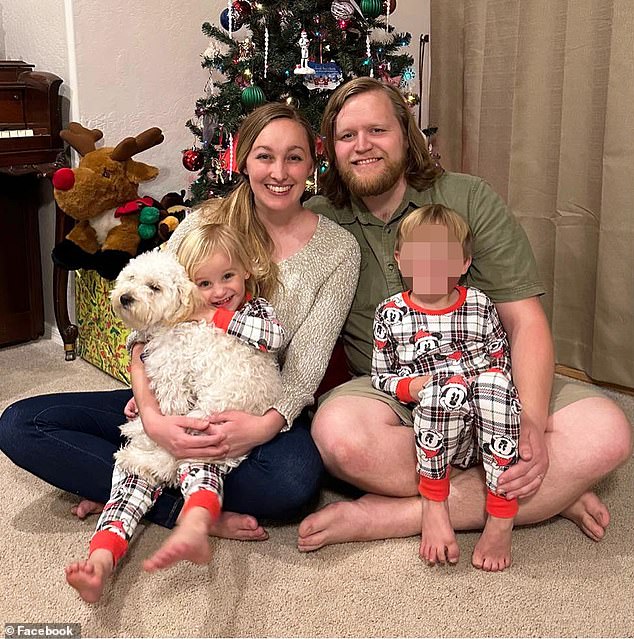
[0,60,74,349]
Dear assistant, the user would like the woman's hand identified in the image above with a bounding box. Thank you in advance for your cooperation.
[124,397,138,420]
[205,409,285,459]
[496,417,550,500]
[142,410,229,460]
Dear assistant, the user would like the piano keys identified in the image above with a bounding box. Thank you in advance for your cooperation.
[0,60,63,168]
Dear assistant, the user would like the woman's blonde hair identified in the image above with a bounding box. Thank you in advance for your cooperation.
[175,222,259,298]
[396,204,473,260]
[320,78,444,208]
[196,103,317,300]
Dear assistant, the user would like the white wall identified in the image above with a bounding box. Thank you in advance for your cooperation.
[0,0,429,341]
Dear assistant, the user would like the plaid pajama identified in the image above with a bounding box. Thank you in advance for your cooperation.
[414,370,521,492]
[214,296,285,353]
[371,286,521,493]
[92,460,231,546]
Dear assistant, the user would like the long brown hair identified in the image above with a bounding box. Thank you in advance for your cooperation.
[320,78,443,208]
[196,103,316,300]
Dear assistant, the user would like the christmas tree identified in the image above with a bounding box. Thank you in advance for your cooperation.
[185,0,418,204]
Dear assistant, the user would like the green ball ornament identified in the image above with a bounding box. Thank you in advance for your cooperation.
[361,0,382,18]
[139,206,160,225]
[241,84,266,109]
[138,223,157,240]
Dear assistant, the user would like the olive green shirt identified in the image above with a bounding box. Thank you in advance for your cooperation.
[305,171,544,376]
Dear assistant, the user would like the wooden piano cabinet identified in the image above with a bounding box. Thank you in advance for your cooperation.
[0,172,45,346]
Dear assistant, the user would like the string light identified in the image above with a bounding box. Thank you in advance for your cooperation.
[264,26,269,78]
[228,132,234,180]
[366,34,374,77]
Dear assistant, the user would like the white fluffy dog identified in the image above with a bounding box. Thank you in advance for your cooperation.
[110,249,282,485]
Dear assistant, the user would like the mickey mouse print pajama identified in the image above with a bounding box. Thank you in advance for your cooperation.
[371,286,521,518]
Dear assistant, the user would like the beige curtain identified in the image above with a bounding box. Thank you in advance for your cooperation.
[429,0,634,389]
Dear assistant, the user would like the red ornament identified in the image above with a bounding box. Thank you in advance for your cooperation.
[383,0,396,13]
[182,149,204,171]
[338,18,350,30]
[220,134,239,173]
[233,0,252,18]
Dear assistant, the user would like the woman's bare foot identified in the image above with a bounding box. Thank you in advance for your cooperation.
[143,507,213,573]
[420,499,460,565]
[71,499,105,520]
[472,515,514,572]
[561,491,610,541]
[65,549,113,603]
[209,511,268,541]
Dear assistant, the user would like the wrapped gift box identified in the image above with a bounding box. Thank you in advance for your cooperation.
[75,269,131,384]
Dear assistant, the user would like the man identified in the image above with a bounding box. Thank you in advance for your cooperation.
[298,78,631,556]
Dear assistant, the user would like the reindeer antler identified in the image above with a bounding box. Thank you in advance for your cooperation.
[110,127,165,162]
[60,123,104,156]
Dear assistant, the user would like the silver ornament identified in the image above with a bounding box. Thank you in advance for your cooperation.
[331,1,355,20]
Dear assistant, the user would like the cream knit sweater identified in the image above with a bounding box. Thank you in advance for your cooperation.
[167,211,360,428]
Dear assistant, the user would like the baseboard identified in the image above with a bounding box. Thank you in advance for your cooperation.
[42,322,64,345]
[555,364,634,396]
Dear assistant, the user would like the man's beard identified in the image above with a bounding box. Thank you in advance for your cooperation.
[339,155,407,197]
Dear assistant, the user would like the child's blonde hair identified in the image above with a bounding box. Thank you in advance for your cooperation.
[175,222,260,298]
[396,204,473,260]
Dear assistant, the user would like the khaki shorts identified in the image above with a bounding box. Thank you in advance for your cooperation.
[318,375,605,426]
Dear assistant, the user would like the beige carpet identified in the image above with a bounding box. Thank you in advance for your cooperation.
[0,339,633,638]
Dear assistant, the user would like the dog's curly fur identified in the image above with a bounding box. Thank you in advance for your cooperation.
[110,249,282,485]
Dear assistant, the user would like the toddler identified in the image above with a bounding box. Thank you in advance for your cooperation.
[371,204,521,571]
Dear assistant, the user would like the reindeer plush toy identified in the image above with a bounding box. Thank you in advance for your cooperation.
[52,123,165,280]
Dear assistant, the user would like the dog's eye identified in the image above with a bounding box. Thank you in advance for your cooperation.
[102,169,111,178]
[149,284,161,292]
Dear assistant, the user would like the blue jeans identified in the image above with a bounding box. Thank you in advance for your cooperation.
[0,389,323,528]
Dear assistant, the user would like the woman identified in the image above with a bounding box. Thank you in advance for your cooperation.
[0,103,360,542]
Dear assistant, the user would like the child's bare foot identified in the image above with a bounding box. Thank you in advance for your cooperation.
[65,549,113,603]
[420,499,460,565]
[143,507,213,573]
[561,491,610,541]
[472,515,514,572]
[71,499,105,520]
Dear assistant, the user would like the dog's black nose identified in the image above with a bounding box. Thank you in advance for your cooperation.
[119,294,134,308]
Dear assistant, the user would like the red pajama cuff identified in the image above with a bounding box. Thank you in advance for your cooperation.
[181,489,222,522]
[486,490,518,518]
[418,474,450,502]
[89,529,128,566]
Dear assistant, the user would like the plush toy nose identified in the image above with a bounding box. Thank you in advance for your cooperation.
[52,167,75,191]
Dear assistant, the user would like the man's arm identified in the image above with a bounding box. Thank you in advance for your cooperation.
[495,296,554,499]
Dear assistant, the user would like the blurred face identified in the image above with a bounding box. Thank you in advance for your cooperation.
[333,90,407,197]
[194,250,250,311]
[395,224,471,299]
[244,118,314,216]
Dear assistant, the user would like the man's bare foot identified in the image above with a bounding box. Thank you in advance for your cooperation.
[209,511,268,541]
[71,499,105,520]
[143,507,213,573]
[420,499,460,565]
[561,491,610,542]
[65,549,113,603]
[297,494,421,552]
[472,515,513,572]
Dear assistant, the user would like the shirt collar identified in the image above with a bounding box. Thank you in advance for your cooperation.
[348,183,427,225]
